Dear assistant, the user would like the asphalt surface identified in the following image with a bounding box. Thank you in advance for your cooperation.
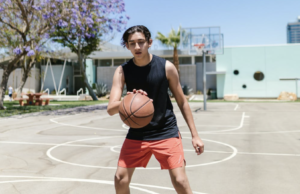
[0,102,300,194]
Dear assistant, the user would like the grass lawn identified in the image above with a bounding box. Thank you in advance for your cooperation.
[2,98,299,117]
[0,100,109,117]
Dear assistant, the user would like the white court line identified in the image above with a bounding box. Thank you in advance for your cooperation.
[8,141,295,157]
[181,112,247,134]
[191,125,238,128]
[234,104,239,111]
[209,130,300,134]
[50,114,126,132]
[184,150,300,157]
[0,141,112,148]
[46,136,237,169]
[0,175,206,194]
[0,176,158,194]
[122,124,129,129]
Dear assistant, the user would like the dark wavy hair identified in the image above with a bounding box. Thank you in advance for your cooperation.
[121,25,151,48]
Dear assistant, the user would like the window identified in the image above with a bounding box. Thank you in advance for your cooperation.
[165,57,173,63]
[114,59,125,66]
[94,59,99,66]
[73,62,81,71]
[195,56,210,63]
[99,59,112,66]
[253,71,264,81]
[50,59,64,65]
[179,57,192,64]
[242,84,247,89]
[35,60,41,69]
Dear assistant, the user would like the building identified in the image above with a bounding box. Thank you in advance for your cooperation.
[287,16,300,43]
[2,42,300,99]
[0,43,217,95]
[216,44,300,98]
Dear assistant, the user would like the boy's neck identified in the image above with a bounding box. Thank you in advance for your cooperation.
[133,53,152,67]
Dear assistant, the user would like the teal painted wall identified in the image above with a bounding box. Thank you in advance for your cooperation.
[216,44,300,98]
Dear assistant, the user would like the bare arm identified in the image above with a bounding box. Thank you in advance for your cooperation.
[166,61,204,155]
[107,66,125,116]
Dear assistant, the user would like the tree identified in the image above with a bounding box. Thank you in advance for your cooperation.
[0,0,72,110]
[156,27,183,73]
[50,0,129,100]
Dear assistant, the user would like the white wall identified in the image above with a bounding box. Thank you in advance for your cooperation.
[216,45,300,98]
[41,65,73,94]
[97,66,117,91]
[0,68,40,93]
[97,65,213,94]
[179,65,196,93]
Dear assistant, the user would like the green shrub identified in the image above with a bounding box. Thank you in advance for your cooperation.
[92,83,96,89]
[95,83,108,97]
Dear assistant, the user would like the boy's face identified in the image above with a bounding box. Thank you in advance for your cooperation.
[126,32,152,59]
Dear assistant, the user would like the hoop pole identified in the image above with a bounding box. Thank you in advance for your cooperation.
[296,79,299,98]
[203,51,207,111]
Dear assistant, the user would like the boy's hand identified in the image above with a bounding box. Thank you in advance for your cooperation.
[192,136,204,155]
[127,89,148,96]
[127,89,153,102]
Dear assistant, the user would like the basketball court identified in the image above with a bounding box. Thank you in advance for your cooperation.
[0,102,300,194]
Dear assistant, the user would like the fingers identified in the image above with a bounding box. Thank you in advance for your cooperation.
[131,89,148,96]
[194,144,204,155]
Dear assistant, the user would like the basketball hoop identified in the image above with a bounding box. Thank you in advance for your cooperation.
[193,43,205,55]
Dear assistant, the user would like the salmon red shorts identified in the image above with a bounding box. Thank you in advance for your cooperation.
[118,136,185,170]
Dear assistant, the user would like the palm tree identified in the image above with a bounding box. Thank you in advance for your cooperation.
[156,27,183,73]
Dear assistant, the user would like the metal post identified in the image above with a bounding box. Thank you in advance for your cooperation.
[58,59,67,94]
[203,51,207,111]
[296,79,299,98]
[49,59,58,95]
[40,59,49,92]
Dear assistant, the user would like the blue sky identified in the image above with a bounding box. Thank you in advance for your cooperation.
[110,0,300,48]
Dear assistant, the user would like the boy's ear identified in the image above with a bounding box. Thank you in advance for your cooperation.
[148,39,153,48]
[125,42,129,50]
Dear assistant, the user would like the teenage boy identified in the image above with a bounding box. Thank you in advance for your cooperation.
[107,25,204,194]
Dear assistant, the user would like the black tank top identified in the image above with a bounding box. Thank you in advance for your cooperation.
[121,55,179,140]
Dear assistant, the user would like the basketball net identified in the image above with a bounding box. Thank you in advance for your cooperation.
[193,43,205,55]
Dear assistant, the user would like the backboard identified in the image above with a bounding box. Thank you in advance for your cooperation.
[180,26,223,55]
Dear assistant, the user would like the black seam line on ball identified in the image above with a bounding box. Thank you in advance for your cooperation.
[124,99,151,122]
[123,97,131,119]
[132,112,154,118]
[129,93,138,114]
[123,94,151,121]
[119,111,126,118]
[127,115,141,126]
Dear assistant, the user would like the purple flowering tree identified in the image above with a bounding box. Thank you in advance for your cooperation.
[50,0,129,100]
[0,0,72,110]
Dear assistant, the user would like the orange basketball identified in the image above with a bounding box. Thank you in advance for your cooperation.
[119,93,154,128]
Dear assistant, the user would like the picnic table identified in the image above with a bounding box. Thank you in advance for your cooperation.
[15,93,52,106]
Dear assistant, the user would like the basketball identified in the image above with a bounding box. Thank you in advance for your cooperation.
[119,93,154,128]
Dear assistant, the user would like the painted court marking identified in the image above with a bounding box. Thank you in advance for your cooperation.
[0,175,206,194]
[46,136,238,170]
[181,112,247,134]
[0,141,112,148]
[234,104,239,111]
[50,114,126,132]
[2,103,300,194]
